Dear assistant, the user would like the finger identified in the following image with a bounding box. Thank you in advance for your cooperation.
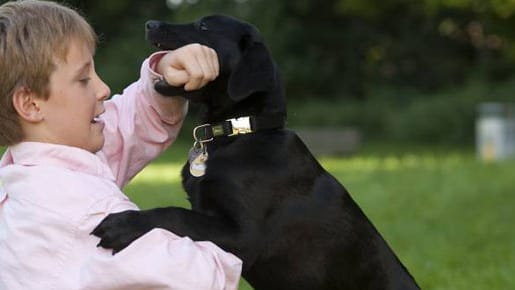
[204,46,219,81]
[207,47,219,79]
[188,60,209,90]
[169,44,218,91]
[195,46,219,89]
[199,45,217,82]
[158,48,192,89]
[195,53,215,89]
[184,45,211,90]
[163,67,190,87]
[184,44,220,90]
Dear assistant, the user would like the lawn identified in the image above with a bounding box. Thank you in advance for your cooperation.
[124,141,515,290]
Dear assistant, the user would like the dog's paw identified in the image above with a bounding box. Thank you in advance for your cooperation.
[91,210,152,255]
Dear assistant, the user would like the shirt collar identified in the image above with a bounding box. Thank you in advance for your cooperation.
[0,142,115,181]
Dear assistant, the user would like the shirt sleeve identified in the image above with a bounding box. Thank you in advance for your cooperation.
[100,52,189,188]
[79,197,242,290]
[80,229,242,290]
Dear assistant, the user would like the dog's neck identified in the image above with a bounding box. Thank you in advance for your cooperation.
[191,113,286,145]
[193,79,287,143]
[201,72,286,124]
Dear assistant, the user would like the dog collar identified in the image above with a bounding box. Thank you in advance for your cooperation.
[193,115,286,143]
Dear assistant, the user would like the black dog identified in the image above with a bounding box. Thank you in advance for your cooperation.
[93,15,420,290]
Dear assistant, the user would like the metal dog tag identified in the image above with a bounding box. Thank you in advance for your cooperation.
[189,144,208,177]
[190,152,208,177]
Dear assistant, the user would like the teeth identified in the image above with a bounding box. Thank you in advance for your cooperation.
[92,111,105,124]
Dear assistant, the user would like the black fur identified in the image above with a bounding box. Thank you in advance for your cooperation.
[93,15,420,290]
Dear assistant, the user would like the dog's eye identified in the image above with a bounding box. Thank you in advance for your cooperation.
[199,22,208,31]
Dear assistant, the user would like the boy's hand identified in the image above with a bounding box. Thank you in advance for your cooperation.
[156,44,219,92]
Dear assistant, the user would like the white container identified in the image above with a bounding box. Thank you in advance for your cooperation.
[476,103,515,161]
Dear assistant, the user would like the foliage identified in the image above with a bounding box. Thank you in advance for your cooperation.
[126,144,515,290]
[288,75,515,145]
[4,0,515,143]
[52,0,515,100]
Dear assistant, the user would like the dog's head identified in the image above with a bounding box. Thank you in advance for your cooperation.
[146,15,285,121]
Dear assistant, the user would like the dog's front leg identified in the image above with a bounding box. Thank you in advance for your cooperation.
[92,209,155,254]
[92,207,239,254]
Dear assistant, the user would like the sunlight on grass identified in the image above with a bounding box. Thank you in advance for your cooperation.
[131,163,183,183]
[125,163,187,209]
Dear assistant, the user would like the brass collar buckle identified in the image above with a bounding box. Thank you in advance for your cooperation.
[228,117,252,136]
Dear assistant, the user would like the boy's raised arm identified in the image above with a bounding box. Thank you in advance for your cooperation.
[99,52,187,188]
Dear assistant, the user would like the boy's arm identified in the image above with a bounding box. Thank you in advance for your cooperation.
[101,44,218,189]
[80,198,242,290]
[81,229,242,290]
[99,52,187,188]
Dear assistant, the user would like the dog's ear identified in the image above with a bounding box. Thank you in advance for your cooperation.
[228,39,275,102]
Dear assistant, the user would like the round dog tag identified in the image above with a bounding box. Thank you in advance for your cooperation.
[190,152,208,177]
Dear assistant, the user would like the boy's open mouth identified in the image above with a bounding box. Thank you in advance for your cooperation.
[91,112,104,124]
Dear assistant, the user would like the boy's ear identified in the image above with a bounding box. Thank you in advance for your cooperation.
[12,87,44,123]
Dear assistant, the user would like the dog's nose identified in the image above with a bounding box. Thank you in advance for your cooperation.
[145,20,160,31]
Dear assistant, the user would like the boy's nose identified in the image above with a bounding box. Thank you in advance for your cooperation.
[97,80,111,101]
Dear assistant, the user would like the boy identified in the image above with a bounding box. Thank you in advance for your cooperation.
[0,0,242,289]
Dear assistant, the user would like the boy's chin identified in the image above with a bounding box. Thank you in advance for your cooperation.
[86,136,105,153]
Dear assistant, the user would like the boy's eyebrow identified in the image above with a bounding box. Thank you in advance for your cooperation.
[73,61,92,78]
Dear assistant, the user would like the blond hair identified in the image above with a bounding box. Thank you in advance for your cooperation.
[0,0,97,145]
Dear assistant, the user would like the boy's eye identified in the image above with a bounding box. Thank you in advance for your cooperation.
[79,78,91,85]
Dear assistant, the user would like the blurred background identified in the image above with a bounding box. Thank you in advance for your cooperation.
[3,0,514,289]
[48,0,515,148]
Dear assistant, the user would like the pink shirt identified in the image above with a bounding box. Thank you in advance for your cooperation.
[0,55,242,290]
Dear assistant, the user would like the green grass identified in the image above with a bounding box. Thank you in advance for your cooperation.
[125,142,515,290]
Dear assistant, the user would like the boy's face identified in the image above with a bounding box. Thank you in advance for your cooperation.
[38,39,110,153]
